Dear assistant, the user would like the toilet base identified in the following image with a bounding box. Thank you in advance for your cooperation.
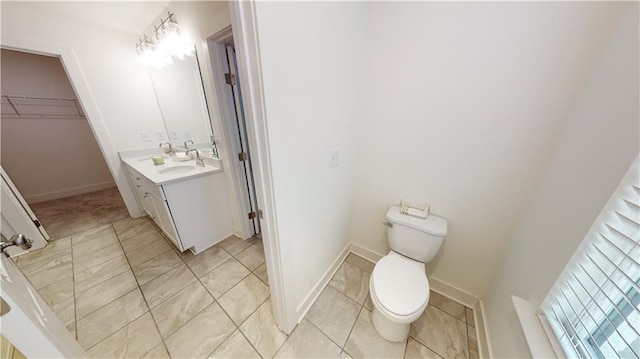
[371,307,410,342]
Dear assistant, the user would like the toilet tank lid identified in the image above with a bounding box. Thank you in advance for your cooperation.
[386,206,448,236]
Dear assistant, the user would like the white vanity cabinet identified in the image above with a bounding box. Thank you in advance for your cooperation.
[124,164,233,254]
[127,167,183,250]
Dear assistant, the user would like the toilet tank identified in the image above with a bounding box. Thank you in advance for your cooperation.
[385,206,448,263]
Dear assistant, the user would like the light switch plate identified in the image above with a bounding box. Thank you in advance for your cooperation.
[184,130,192,139]
[156,131,167,141]
[170,131,180,140]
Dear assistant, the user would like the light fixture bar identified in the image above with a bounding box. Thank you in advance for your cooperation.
[153,12,176,36]
[136,11,193,68]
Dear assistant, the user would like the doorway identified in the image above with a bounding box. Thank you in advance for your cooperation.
[208,28,260,239]
[0,49,129,241]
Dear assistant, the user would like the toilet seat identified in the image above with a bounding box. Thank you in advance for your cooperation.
[370,252,429,322]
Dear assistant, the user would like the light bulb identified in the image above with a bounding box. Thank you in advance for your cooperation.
[138,16,195,67]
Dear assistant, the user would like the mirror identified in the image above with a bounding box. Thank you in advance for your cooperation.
[148,49,217,156]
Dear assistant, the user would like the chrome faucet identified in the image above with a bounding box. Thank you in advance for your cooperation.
[185,149,205,167]
[184,140,194,149]
[159,142,172,154]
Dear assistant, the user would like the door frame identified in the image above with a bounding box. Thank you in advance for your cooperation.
[207,29,259,240]
[229,1,297,333]
[0,37,143,221]
[225,45,261,236]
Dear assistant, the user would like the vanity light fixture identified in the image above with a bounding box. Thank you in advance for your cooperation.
[136,12,194,68]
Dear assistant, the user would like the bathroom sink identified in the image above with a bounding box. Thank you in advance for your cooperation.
[120,152,222,185]
[157,165,197,175]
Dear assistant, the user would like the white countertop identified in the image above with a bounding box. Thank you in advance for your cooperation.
[119,149,223,185]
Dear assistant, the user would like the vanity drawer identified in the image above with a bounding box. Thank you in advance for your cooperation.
[129,168,165,200]
[127,168,145,193]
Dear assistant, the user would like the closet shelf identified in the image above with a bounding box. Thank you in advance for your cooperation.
[1,95,85,119]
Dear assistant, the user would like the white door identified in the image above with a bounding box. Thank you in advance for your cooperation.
[225,45,260,234]
[0,254,84,358]
[1,167,48,255]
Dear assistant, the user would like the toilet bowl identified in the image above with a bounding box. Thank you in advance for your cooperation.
[369,206,447,342]
[369,251,430,342]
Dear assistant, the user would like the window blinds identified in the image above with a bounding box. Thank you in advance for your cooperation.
[541,155,640,359]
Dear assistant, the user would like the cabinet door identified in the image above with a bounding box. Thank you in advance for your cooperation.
[150,194,183,251]
[142,191,161,227]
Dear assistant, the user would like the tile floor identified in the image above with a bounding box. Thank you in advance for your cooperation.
[30,187,129,239]
[305,253,478,359]
[15,216,268,358]
[16,214,479,359]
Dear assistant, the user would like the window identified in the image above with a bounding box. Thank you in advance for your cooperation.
[541,155,639,359]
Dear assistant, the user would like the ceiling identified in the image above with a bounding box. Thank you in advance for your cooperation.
[27,1,171,35]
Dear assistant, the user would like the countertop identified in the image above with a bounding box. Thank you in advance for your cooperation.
[119,149,223,185]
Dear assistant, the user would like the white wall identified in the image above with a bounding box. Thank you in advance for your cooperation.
[140,1,231,148]
[1,49,115,203]
[482,4,639,357]
[1,1,168,216]
[139,1,251,237]
[348,2,625,297]
[253,1,369,314]
[1,2,166,152]
[0,2,233,220]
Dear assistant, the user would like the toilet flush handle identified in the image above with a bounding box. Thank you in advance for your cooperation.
[383,222,393,228]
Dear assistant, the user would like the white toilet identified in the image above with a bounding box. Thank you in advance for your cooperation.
[369,206,448,342]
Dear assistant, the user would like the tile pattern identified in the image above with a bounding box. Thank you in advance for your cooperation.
[345,309,407,358]
[30,187,129,239]
[16,215,272,358]
[209,329,261,359]
[16,208,482,359]
[218,274,270,325]
[275,319,343,358]
[151,281,213,338]
[306,285,360,347]
[304,253,479,359]
[240,299,288,358]
[163,303,235,358]
[329,261,370,305]
[410,305,468,358]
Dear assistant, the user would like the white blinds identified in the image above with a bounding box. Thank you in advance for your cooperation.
[541,155,640,359]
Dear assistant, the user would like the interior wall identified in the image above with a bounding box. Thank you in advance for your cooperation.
[1,1,167,217]
[0,2,234,221]
[1,49,114,203]
[348,1,625,297]
[140,1,248,238]
[142,1,230,148]
[253,1,369,313]
[482,4,639,357]
[1,3,166,152]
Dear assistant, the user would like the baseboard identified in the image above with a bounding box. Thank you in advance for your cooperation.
[477,298,493,359]
[348,242,385,263]
[349,242,479,307]
[25,181,116,204]
[428,277,479,309]
[349,241,492,358]
[296,242,351,322]
[191,231,235,254]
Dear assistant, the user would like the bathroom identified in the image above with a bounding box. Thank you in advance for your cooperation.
[1,1,638,359]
